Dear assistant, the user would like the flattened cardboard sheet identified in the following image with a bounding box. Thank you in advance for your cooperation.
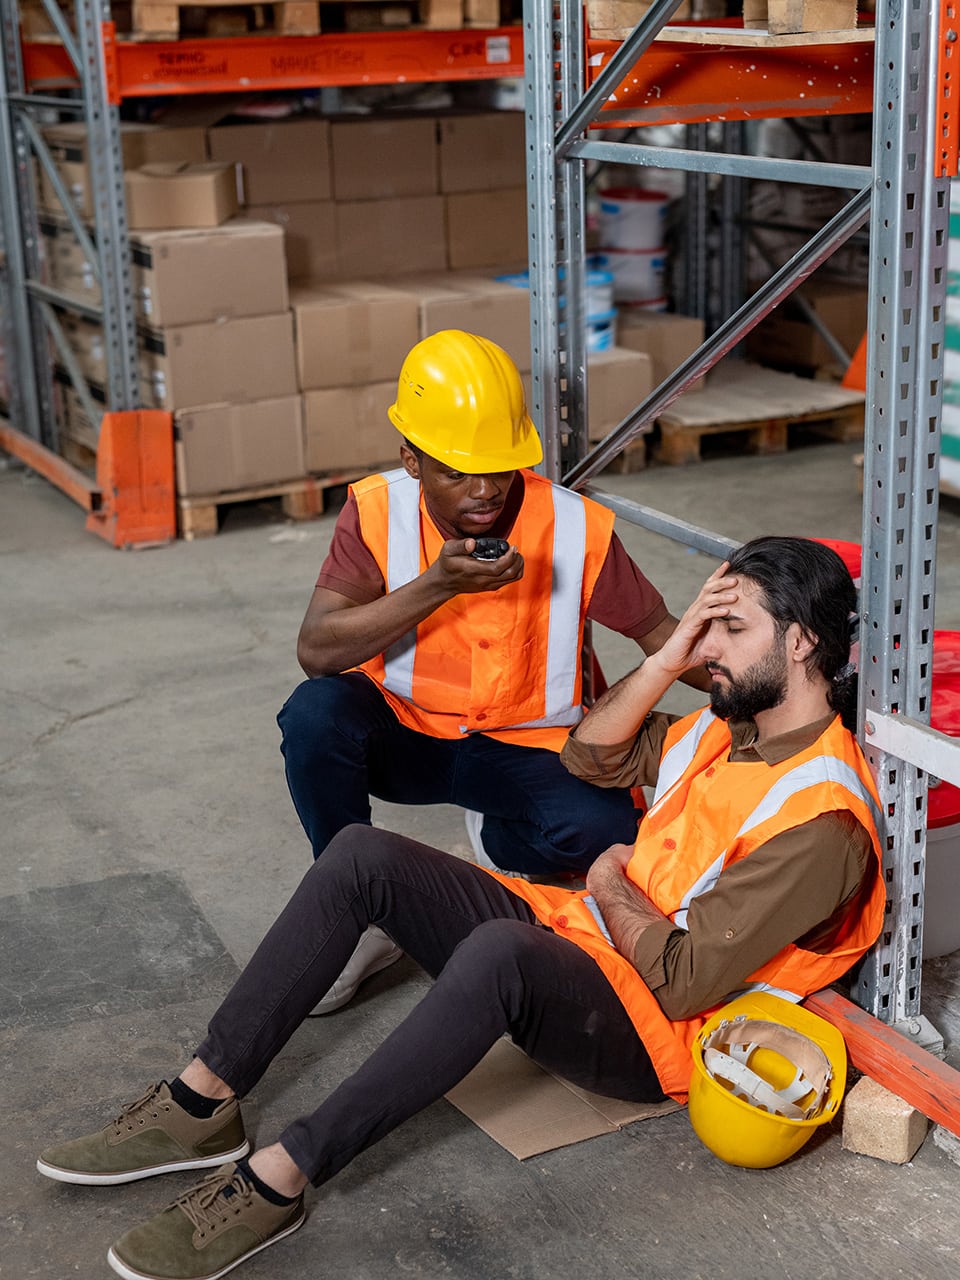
[445,1038,681,1160]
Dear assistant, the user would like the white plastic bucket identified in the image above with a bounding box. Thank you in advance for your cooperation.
[595,247,668,304]
[586,308,618,352]
[496,267,615,318]
[597,187,671,251]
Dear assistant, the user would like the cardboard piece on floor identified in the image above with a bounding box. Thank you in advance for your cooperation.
[445,1038,681,1160]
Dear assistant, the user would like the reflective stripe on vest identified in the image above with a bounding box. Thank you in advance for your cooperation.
[649,707,715,813]
[671,742,884,929]
[379,471,589,732]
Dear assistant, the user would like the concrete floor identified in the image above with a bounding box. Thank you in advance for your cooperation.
[3,435,960,1279]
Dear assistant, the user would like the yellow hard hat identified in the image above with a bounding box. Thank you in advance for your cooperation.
[388,330,542,473]
[688,992,847,1169]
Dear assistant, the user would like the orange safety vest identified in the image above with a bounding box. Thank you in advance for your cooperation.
[352,467,615,751]
[498,709,886,1101]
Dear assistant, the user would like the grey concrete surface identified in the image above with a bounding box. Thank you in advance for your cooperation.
[3,437,960,1280]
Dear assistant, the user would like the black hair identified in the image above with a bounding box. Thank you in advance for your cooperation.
[401,437,424,464]
[726,536,859,729]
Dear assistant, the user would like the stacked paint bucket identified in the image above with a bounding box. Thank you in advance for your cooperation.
[945,181,960,492]
[817,537,960,959]
[495,267,618,353]
[593,187,671,310]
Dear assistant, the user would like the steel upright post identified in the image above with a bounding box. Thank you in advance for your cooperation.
[852,0,950,1039]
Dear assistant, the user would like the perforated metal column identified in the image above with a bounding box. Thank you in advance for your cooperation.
[852,0,949,1027]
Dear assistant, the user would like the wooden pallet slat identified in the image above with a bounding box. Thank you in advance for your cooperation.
[176,470,361,540]
[130,0,319,39]
[654,363,866,466]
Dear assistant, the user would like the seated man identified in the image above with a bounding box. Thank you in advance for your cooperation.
[278,328,708,1011]
[38,537,885,1280]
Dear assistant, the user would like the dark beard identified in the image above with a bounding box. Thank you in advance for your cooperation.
[709,646,789,722]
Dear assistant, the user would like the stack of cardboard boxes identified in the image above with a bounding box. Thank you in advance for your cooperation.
[38,109,704,502]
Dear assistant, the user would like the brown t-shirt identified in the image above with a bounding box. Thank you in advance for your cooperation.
[315,483,670,642]
[561,712,878,1019]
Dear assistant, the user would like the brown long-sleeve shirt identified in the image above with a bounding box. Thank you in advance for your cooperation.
[560,711,877,1019]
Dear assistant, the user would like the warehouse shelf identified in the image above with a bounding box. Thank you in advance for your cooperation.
[21,24,524,97]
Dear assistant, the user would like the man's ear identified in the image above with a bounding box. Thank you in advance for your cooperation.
[399,443,421,481]
[789,623,818,664]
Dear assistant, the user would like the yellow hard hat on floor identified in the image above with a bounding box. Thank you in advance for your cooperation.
[688,991,848,1169]
[388,330,542,473]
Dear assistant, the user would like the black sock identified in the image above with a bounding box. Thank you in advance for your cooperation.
[168,1076,224,1120]
[236,1156,300,1206]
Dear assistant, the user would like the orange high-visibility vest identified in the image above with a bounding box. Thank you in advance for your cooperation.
[352,468,615,750]
[498,709,885,1100]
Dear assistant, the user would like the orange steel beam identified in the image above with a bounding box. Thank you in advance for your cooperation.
[938,0,959,177]
[0,420,100,511]
[805,988,960,1138]
[23,27,523,97]
[587,29,875,127]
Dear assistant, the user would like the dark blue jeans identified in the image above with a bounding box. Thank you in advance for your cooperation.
[278,673,640,876]
[196,826,665,1186]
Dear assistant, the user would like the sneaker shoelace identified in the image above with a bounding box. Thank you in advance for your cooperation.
[176,1167,253,1236]
[112,1083,170,1134]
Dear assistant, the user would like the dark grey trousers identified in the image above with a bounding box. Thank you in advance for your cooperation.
[197,825,665,1186]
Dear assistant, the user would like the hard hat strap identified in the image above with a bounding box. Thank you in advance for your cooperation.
[701,1018,834,1121]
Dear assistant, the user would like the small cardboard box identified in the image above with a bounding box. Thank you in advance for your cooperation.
[39,121,207,217]
[130,221,288,327]
[445,187,528,270]
[746,278,869,372]
[207,118,332,205]
[390,272,532,372]
[587,346,655,439]
[302,381,400,472]
[244,201,338,282]
[45,217,101,304]
[616,309,706,392]
[335,196,446,279]
[330,116,439,201]
[174,396,305,497]
[60,314,108,386]
[125,162,240,230]
[290,280,419,390]
[139,311,298,410]
[437,112,525,193]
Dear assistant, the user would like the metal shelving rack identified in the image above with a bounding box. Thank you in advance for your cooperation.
[524,0,960,1041]
[4,0,960,1043]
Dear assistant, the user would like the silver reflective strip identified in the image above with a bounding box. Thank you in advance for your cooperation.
[734,756,882,840]
[673,851,726,930]
[474,703,585,734]
[544,487,587,719]
[739,982,803,1003]
[381,471,421,700]
[671,754,879,927]
[583,894,615,947]
[649,709,716,812]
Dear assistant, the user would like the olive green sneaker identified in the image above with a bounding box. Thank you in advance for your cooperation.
[36,1082,250,1186]
[107,1162,305,1280]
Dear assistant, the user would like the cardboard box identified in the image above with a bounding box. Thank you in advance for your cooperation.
[302,381,400,472]
[130,221,288,326]
[174,396,305,497]
[139,312,298,410]
[38,121,207,217]
[125,162,240,231]
[60,315,108,386]
[390,272,532,372]
[244,201,338,282]
[616,309,706,392]
[587,347,655,439]
[45,216,101,305]
[330,116,439,201]
[445,187,528,270]
[207,119,332,205]
[336,196,446,278]
[290,280,419,390]
[520,347,653,442]
[437,112,525,193]
[746,278,869,371]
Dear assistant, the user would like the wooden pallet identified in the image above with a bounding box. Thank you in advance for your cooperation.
[654,363,865,466]
[177,471,360,540]
[130,0,319,39]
